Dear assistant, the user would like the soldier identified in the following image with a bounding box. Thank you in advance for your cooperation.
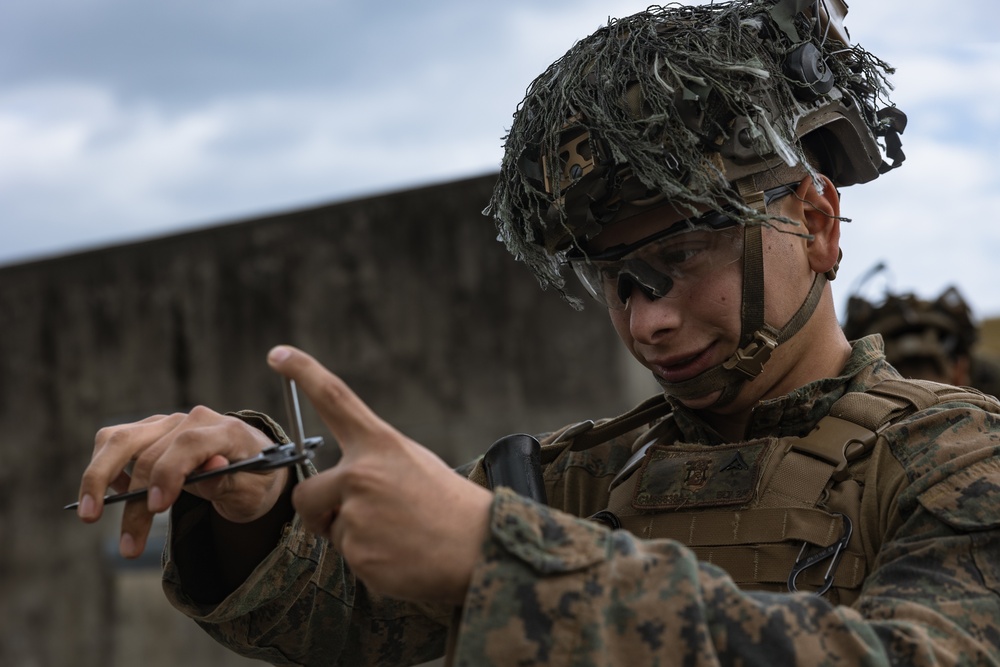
[75,1,1000,665]
[843,269,1000,395]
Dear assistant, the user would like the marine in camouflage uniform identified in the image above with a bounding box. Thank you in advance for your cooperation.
[843,271,1000,397]
[163,335,1000,665]
[75,0,1000,665]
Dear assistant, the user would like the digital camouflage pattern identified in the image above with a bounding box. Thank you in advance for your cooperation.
[163,335,1000,666]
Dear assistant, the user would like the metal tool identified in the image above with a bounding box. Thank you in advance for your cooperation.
[65,377,322,510]
[282,376,308,482]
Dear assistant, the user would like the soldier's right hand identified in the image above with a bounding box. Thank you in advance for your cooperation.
[75,407,288,559]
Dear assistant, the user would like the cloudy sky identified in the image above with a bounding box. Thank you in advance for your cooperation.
[3,0,999,317]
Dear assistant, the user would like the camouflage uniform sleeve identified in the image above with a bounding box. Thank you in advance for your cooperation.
[161,408,455,666]
[162,497,454,666]
[454,448,1000,667]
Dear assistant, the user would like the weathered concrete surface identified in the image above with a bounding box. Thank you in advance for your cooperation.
[0,173,651,666]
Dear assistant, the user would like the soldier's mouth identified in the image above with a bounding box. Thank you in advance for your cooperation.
[650,344,717,383]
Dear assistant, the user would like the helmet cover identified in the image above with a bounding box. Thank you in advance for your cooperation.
[844,285,978,366]
[486,0,905,298]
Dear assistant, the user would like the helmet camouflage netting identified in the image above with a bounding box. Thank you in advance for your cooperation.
[844,267,978,359]
[485,0,905,298]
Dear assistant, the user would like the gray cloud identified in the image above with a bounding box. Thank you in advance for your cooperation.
[2,0,1000,317]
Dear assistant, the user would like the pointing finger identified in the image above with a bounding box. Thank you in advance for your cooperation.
[267,345,392,450]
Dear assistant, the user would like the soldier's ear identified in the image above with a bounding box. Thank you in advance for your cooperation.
[796,175,841,277]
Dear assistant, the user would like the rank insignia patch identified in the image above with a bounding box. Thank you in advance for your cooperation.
[632,441,770,510]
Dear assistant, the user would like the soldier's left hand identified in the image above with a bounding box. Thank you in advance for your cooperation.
[267,345,493,606]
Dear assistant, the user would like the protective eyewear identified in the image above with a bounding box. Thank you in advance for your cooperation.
[566,184,797,309]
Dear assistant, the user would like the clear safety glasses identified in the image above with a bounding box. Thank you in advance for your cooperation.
[566,183,797,310]
[567,216,743,309]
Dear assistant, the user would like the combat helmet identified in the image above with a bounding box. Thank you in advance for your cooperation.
[843,265,978,380]
[486,0,906,407]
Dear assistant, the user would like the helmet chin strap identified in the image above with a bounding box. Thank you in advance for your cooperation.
[657,178,836,408]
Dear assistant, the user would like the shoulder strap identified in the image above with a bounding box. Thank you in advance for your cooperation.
[759,378,942,509]
[828,378,940,431]
[557,393,672,453]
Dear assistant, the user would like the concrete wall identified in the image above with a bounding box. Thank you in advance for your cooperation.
[0,173,651,666]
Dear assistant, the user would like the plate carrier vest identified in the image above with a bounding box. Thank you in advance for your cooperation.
[523,378,990,605]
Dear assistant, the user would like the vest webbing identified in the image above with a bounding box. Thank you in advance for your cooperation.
[590,379,947,599]
[558,393,672,455]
